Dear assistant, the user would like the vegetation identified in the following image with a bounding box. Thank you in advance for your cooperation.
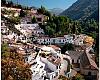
[1,1,99,80]
[61,43,74,54]
[9,16,21,24]
[32,16,37,23]
[19,9,27,17]
[1,43,32,80]
[38,7,98,63]
[42,15,82,37]
[2,15,22,35]
[37,6,46,14]
[60,0,98,21]
[42,14,98,38]
[81,19,98,39]
[1,0,30,10]
[58,75,69,80]
[37,6,98,41]
[72,73,85,80]
[38,6,98,64]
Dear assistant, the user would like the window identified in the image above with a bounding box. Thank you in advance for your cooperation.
[1,29,3,31]
[22,37,25,40]
[80,40,82,42]
[53,39,55,43]
[1,23,3,26]
[72,59,74,63]
[37,18,42,21]
[40,66,43,68]
[77,59,79,63]
[44,39,46,42]
[77,36,79,38]
[56,66,59,69]
[56,72,58,76]
[68,74,69,77]
[88,72,91,75]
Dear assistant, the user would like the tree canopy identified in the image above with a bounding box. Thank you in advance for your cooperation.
[61,43,75,54]
[1,43,32,80]
[32,16,37,23]
[19,9,26,17]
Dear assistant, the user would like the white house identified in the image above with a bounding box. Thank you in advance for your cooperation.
[28,46,61,80]
[1,20,9,34]
[74,34,87,45]
[31,8,37,14]
[37,37,51,45]
[1,7,21,17]
[33,28,44,35]
[2,32,19,43]
[33,14,45,24]
[37,35,74,45]
[1,7,21,11]
[37,34,90,45]
[15,23,39,30]
[21,23,39,29]
[64,35,74,44]
[20,16,32,24]
[14,12,19,17]
[15,23,44,40]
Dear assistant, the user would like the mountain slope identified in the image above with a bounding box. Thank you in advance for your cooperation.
[60,0,99,20]
[86,10,99,21]
[49,8,63,16]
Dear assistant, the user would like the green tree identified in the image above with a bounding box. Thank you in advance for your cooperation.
[58,75,69,80]
[61,43,74,54]
[1,43,10,57]
[1,44,32,80]
[67,23,72,34]
[72,21,79,34]
[74,73,84,80]
[19,9,26,17]
[44,10,51,17]
[37,6,46,14]
[32,16,37,23]
[45,26,55,36]
[1,0,6,6]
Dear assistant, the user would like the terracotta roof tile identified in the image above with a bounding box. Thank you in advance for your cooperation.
[80,51,98,70]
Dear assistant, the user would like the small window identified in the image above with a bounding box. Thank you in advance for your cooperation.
[68,74,69,77]
[77,59,80,63]
[37,18,42,21]
[1,29,3,31]
[56,66,59,69]
[88,72,91,75]
[22,37,25,40]
[1,23,3,26]
[72,59,74,63]
[40,66,43,68]
[80,40,82,42]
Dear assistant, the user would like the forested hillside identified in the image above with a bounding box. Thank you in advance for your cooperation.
[60,0,99,21]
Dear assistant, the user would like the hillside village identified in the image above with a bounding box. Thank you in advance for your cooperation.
[1,2,99,80]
